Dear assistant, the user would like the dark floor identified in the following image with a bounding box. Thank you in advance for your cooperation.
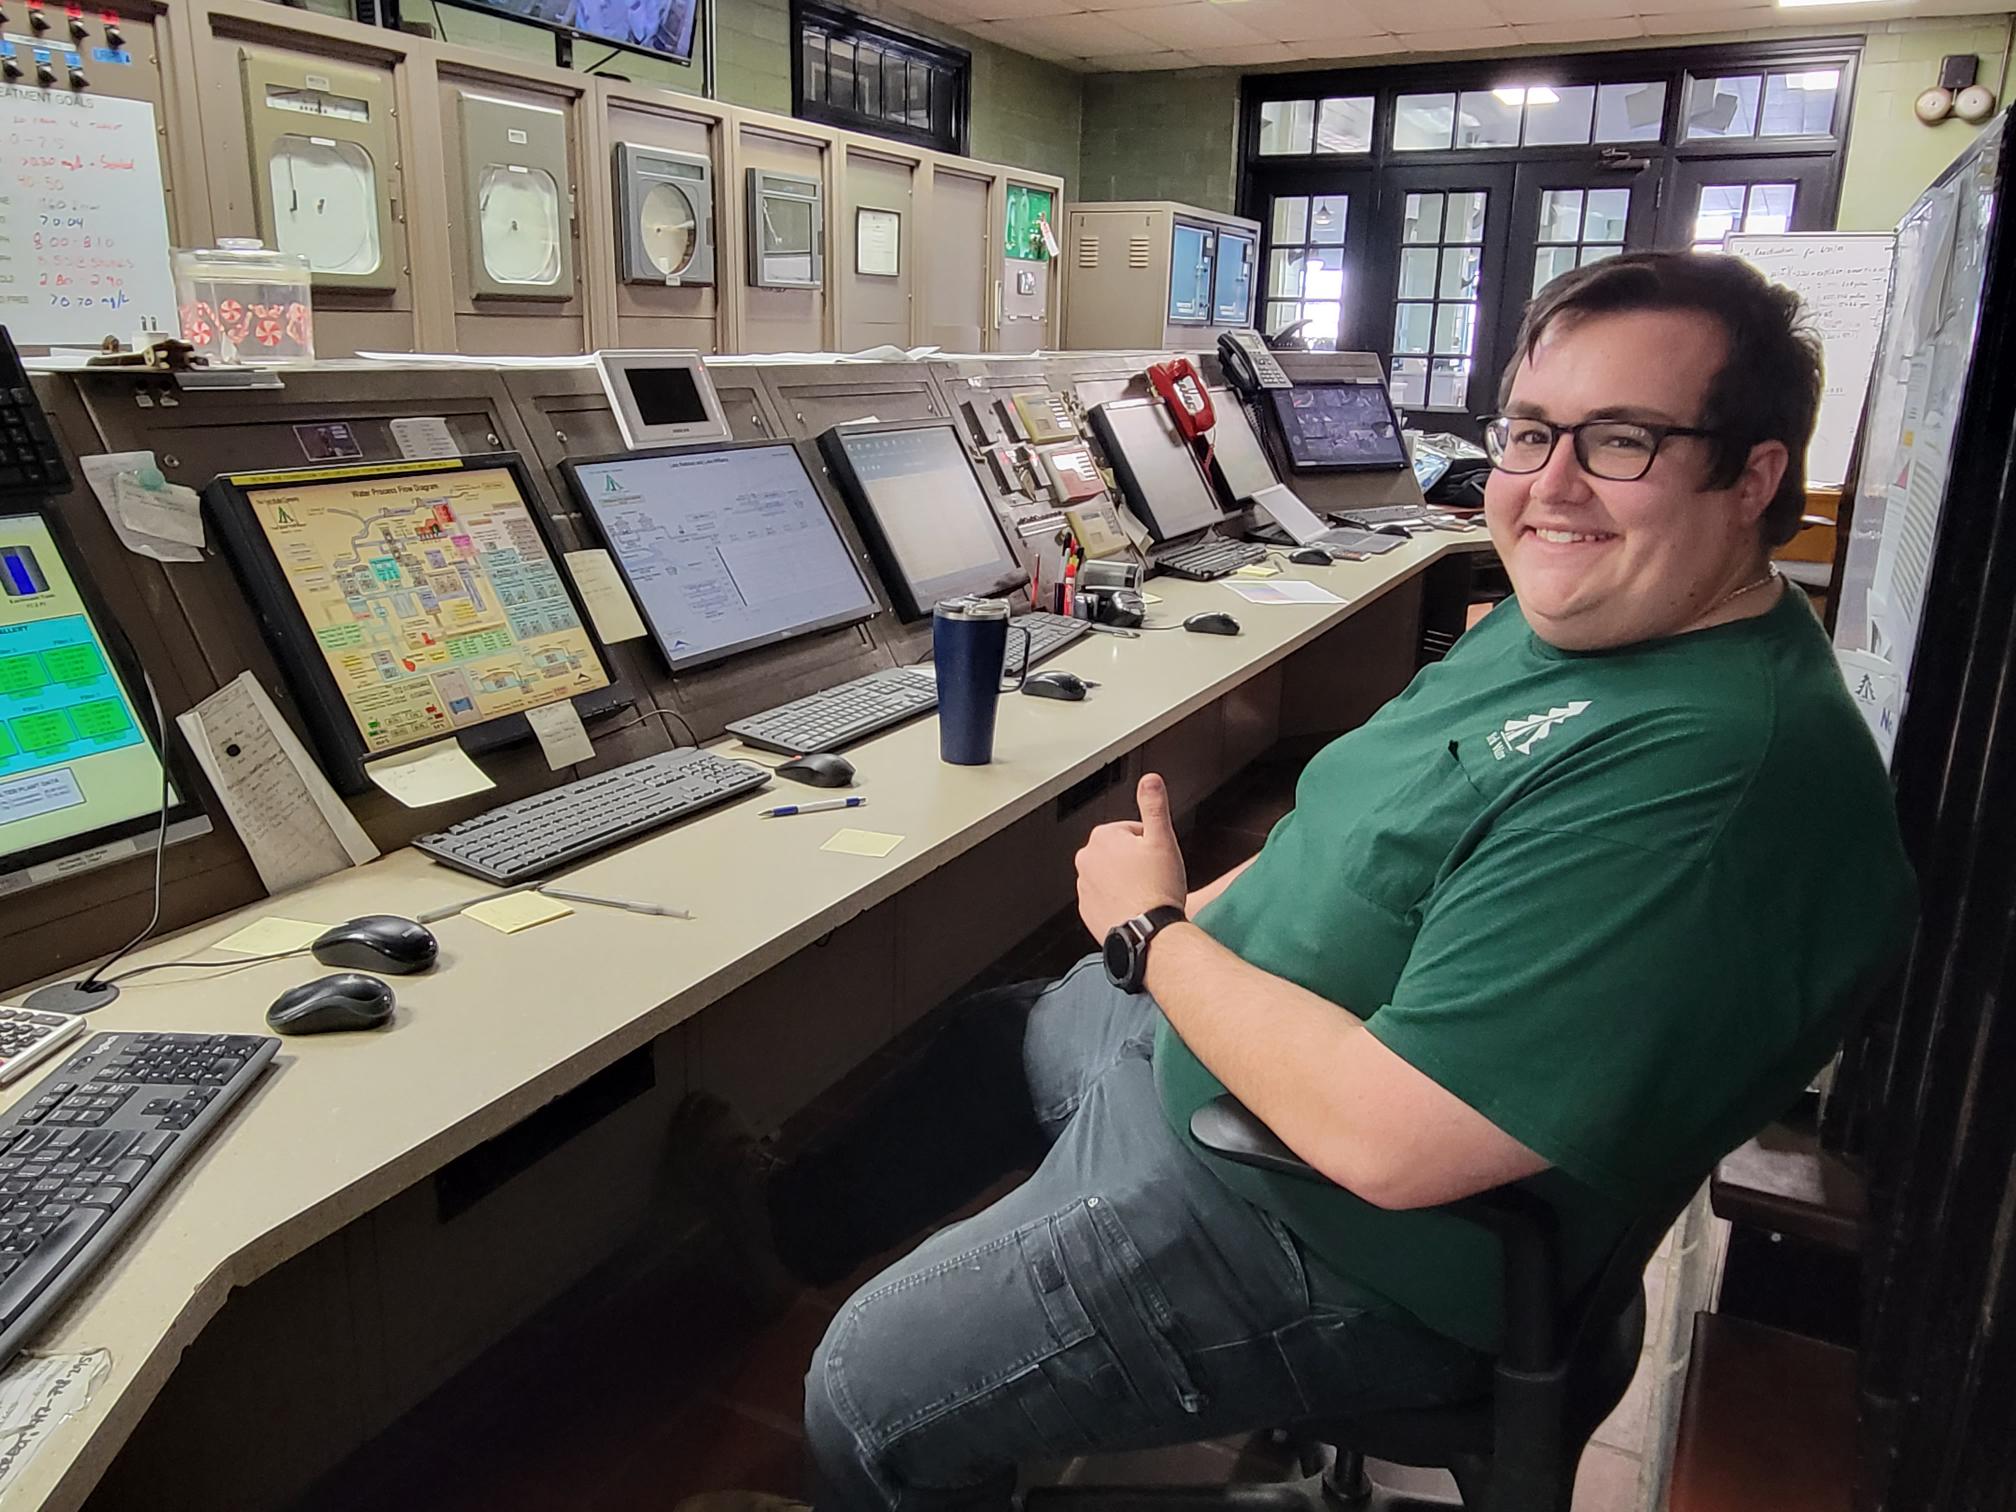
[288,759,1649,1512]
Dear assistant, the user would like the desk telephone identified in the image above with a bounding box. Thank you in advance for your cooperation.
[1218,330,1292,396]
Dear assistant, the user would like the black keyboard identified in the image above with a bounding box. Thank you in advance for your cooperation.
[727,667,939,758]
[413,746,772,884]
[1334,505,1448,530]
[1004,611,1091,676]
[1152,535,1269,581]
[0,329,70,498]
[1307,527,1406,557]
[0,1031,278,1363]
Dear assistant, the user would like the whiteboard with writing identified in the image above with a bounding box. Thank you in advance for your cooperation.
[0,85,177,345]
[1728,231,1896,490]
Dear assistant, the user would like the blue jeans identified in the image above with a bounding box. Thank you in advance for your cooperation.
[776,958,1489,1511]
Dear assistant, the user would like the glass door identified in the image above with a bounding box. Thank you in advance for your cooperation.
[1372,163,1514,420]
[1256,168,1373,352]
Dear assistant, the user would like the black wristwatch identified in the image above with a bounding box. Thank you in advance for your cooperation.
[1103,906,1188,993]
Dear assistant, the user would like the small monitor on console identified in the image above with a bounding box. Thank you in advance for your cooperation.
[1086,399,1223,543]
[1266,382,1409,472]
[565,440,880,669]
[818,421,1025,622]
[1204,392,1279,504]
[594,349,732,452]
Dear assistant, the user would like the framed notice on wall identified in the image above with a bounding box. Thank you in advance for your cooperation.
[855,207,901,277]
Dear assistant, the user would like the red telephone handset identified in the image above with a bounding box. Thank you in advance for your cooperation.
[1148,358,1216,442]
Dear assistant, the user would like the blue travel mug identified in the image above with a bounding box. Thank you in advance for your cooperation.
[933,598,1031,766]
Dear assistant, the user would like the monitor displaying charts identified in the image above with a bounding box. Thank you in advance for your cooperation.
[1267,382,1410,472]
[0,511,193,873]
[208,457,613,782]
[1086,399,1222,543]
[819,422,1024,622]
[566,441,879,670]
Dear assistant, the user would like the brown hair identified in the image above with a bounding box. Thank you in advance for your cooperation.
[1500,252,1823,547]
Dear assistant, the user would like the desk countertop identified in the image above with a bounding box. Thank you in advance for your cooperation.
[0,539,1487,1511]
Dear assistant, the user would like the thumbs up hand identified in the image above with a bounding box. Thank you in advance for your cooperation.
[1074,773,1189,941]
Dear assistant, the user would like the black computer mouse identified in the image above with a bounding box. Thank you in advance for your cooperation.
[1288,548,1332,567]
[1183,612,1242,636]
[1374,524,1414,538]
[312,915,439,975]
[777,751,857,788]
[1022,670,1088,702]
[266,973,396,1035]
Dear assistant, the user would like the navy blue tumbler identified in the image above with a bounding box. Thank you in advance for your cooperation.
[933,598,1030,765]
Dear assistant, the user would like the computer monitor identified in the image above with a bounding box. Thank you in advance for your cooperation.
[1,509,200,880]
[565,440,879,670]
[818,422,1025,622]
[207,455,615,788]
[1266,382,1410,472]
[594,350,731,452]
[1205,392,1278,504]
[1086,399,1222,543]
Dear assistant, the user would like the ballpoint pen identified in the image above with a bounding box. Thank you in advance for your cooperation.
[538,886,692,919]
[759,796,868,817]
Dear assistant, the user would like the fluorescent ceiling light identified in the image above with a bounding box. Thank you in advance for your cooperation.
[1493,86,1559,105]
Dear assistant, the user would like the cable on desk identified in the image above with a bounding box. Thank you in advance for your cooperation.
[98,946,311,988]
[596,703,703,748]
[71,673,173,996]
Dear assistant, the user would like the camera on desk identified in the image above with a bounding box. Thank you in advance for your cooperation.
[1076,560,1146,629]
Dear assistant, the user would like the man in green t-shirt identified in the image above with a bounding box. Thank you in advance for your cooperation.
[680,253,1916,1512]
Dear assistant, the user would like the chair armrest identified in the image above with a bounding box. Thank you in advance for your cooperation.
[1190,1094,1562,1370]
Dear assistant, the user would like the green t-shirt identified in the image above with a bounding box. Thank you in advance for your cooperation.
[1154,590,1916,1353]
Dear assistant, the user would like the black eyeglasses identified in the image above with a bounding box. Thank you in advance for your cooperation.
[1482,415,1721,483]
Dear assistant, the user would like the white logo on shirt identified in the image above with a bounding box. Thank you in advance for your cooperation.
[1488,701,1592,759]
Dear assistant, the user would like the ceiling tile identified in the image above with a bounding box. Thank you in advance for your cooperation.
[1117,2,1271,48]
[1637,5,1780,33]
[1186,39,1304,64]
[1385,21,1522,48]
[1093,48,1204,68]
[1233,0,1390,45]
[1509,16,1646,44]
[1076,0,1187,9]
[1491,0,1634,19]
[916,0,1079,21]
[1355,0,1504,30]
[963,17,1081,59]
[977,8,1160,56]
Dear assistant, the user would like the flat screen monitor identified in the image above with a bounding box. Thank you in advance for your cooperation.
[207,456,615,787]
[594,349,730,452]
[1087,399,1222,543]
[818,422,1024,622]
[1206,392,1278,503]
[476,0,696,64]
[1267,382,1410,472]
[566,441,879,670]
[0,510,198,876]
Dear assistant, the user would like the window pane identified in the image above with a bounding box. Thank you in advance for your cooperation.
[1745,182,1797,234]
[1446,190,1487,243]
[1389,356,1429,408]
[931,68,956,140]
[1761,70,1838,136]
[1693,183,1747,247]
[908,59,931,127]
[1455,90,1521,148]
[1269,249,1306,298]
[828,39,855,111]
[1434,302,1477,356]
[1595,81,1665,143]
[1521,84,1595,146]
[1271,196,1309,244]
[1309,195,1347,244]
[1533,245,1579,294]
[1398,247,1437,299]
[1265,301,1300,337]
[805,36,828,106]
[1539,189,1583,243]
[1259,100,1316,155]
[1403,193,1444,244]
[1395,93,1456,151]
[1685,75,1761,139]
[885,55,907,122]
[1302,301,1342,350]
[857,44,881,118]
[1583,188,1630,242]
[1304,249,1345,301]
[1393,302,1434,354]
[1580,243,1621,267]
[1315,96,1374,153]
[1429,357,1472,410]
[1439,246,1481,300]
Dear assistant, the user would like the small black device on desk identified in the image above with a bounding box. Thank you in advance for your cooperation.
[268,973,397,1034]
[1023,670,1088,701]
[1086,399,1266,581]
[1184,612,1242,636]
[777,752,856,787]
[312,916,438,975]
[0,1030,279,1363]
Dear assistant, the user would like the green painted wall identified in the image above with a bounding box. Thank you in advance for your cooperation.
[1078,69,1240,213]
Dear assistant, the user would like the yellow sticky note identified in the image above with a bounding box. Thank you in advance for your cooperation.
[565,549,648,644]
[364,738,496,808]
[821,829,905,859]
[215,917,329,955]
[1232,563,1282,580]
[464,893,575,934]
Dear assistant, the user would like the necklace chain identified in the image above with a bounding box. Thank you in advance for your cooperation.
[1706,567,1780,618]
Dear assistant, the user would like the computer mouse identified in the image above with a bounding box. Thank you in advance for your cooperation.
[1288,548,1332,567]
[266,973,396,1035]
[1374,524,1414,538]
[312,915,439,976]
[1022,670,1088,702]
[777,752,857,788]
[1183,612,1242,636]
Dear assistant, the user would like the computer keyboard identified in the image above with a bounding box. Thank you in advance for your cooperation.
[0,1030,279,1364]
[1334,505,1455,530]
[413,747,773,884]
[1004,611,1091,676]
[0,1006,88,1087]
[0,330,70,500]
[1152,536,1270,581]
[727,667,940,758]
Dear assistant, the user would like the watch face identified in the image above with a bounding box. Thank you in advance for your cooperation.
[1103,929,1134,985]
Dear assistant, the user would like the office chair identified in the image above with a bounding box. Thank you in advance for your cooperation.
[1026,1095,1690,1512]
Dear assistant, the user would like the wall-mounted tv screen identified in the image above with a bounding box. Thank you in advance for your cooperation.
[481,0,698,64]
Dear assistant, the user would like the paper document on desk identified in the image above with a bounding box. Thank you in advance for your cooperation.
[178,674,379,894]
[0,1349,112,1495]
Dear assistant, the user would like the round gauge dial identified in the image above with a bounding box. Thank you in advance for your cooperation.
[640,181,698,278]
[269,137,382,276]
[477,166,563,286]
